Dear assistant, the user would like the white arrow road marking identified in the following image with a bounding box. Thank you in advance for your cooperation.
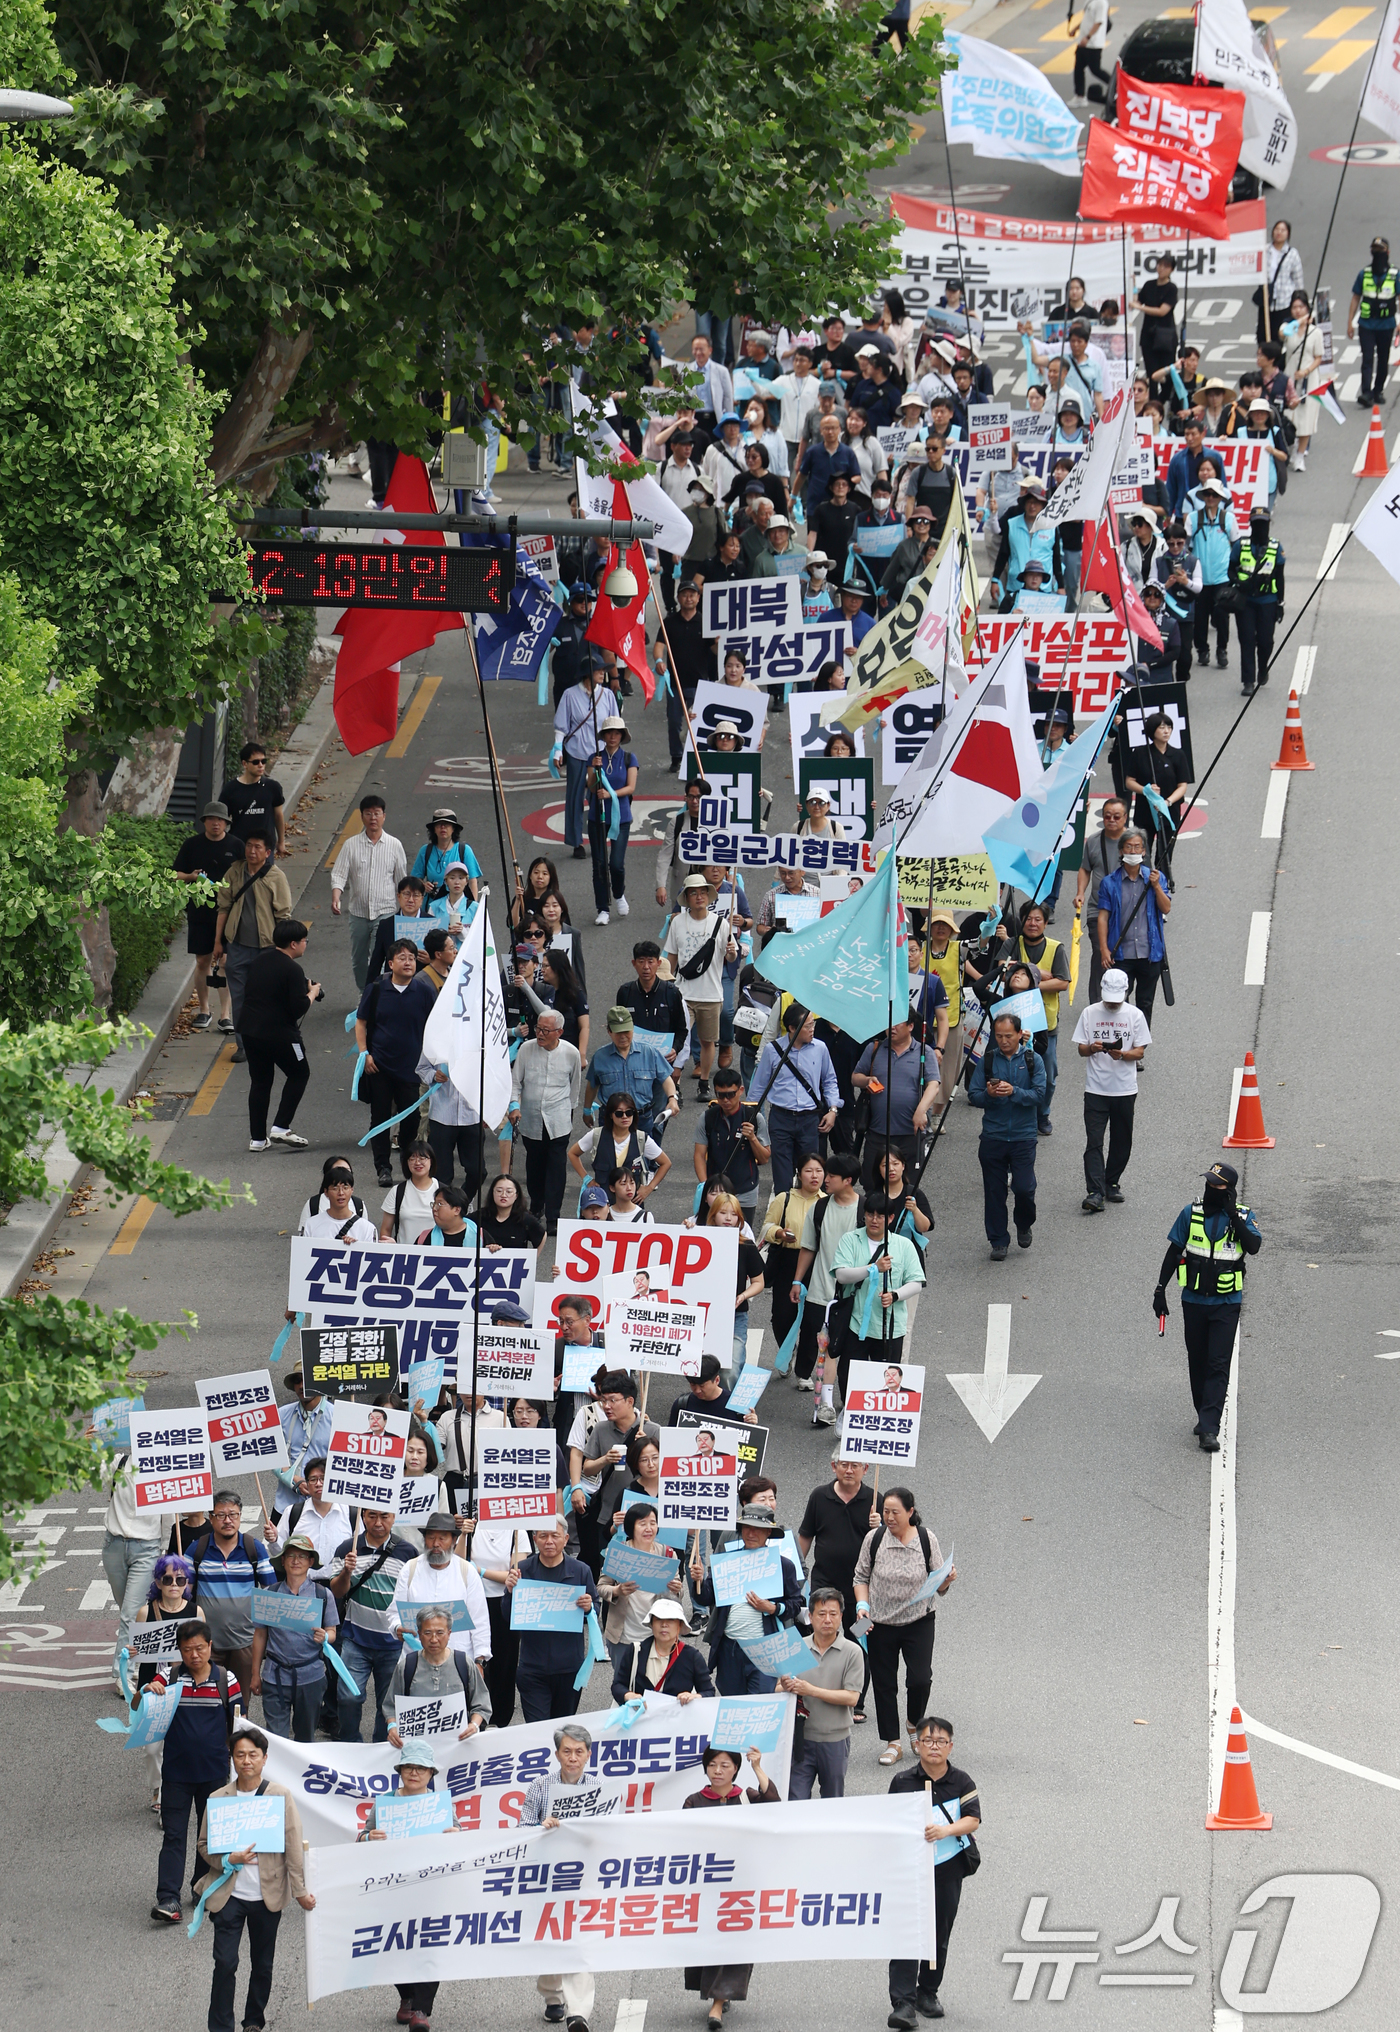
[947,1304,1041,1442]
[614,2001,648,2032]
[1376,1331,1400,1359]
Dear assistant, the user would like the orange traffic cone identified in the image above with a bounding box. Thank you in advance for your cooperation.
[1361,402,1389,478]
[1207,1707,1273,1829]
[1272,687,1315,771]
[1224,1051,1275,1149]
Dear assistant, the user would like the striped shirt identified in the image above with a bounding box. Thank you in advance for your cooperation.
[330,829,408,919]
[149,1665,243,1709]
[521,1773,622,1826]
[330,1532,417,1651]
[189,1534,276,1649]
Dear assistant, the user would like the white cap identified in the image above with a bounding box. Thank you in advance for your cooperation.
[1101,968,1129,1004]
[768,514,791,529]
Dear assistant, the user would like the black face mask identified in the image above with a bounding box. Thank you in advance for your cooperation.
[1203,1184,1229,1213]
[1250,521,1271,546]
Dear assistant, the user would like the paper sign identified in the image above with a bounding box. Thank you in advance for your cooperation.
[400,1596,475,1636]
[852,521,906,558]
[709,1544,784,1609]
[251,1588,324,1632]
[676,1407,769,1481]
[724,1366,771,1415]
[197,1369,290,1476]
[734,1625,817,1679]
[789,695,865,792]
[909,1544,955,1608]
[300,1324,400,1399]
[798,757,874,841]
[707,1694,789,1753]
[462,1326,554,1399]
[928,1789,970,1866]
[129,1619,185,1662]
[558,1340,603,1393]
[126,1683,184,1748]
[606,1298,704,1378]
[373,1790,454,1839]
[701,578,803,640]
[476,1433,558,1522]
[396,1474,441,1525]
[601,1540,682,1594]
[394,913,431,951]
[1014,590,1068,616]
[394,1692,468,1740]
[618,1487,690,1552]
[127,1411,214,1516]
[968,405,1013,469]
[895,855,997,912]
[657,1422,740,1530]
[403,1360,447,1413]
[206,1793,286,1855]
[322,1400,408,1512]
[718,626,848,689]
[93,1395,144,1450]
[509,1579,585,1632]
[550,1779,624,1820]
[839,1359,926,1469]
[990,986,1049,1033]
[688,679,768,755]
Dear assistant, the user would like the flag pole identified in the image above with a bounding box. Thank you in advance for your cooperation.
[463,621,525,914]
[939,130,982,371]
[1311,35,1385,304]
[467,887,490,1524]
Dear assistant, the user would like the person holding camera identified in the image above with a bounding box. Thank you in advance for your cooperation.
[240,919,321,1153]
[1154,1162,1262,1453]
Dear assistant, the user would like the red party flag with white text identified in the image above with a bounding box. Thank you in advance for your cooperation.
[1079,118,1230,240]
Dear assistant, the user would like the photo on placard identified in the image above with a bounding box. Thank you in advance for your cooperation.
[838,1359,924,1469]
[322,1400,409,1511]
[657,1421,741,1528]
[1112,681,1194,781]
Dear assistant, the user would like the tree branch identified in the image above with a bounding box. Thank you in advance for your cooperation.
[209,322,317,487]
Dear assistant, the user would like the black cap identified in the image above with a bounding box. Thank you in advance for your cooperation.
[1204,1162,1239,1192]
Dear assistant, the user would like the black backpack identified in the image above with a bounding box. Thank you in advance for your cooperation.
[308,1190,367,1219]
[868,1521,936,1579]
[402,1650,479,1701]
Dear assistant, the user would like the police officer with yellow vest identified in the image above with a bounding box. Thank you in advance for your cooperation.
[1153,1162,1262,1452]
[1348,237,1398,407]
[1227,509,1285,700]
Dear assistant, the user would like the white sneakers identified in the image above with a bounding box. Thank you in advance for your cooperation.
[616,896,630,918]
[249,1139,269,1152]
[595,909,610,926]
[269,1127,309,1148]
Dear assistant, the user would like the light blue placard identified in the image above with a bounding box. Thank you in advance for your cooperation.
[559,1343,599,1393]
[404,1359,447,1410]
[619,1487,690,1552]
[990,986,1048,1033]
[771,894,821,930]
[735,1624,817,1679]
[771,550,806,577]
[710,1544,784,1609]
[93,1395,144,1450]
[602,1541,681,1594]
[398,1595,475,1652]
[708,1693,788,1753]
[929,1792,971,1867]
[1015,590,1068,615]
[374,1790,454,1839]
[509,1578,585,1632]
[724,1366,770,1415]
[395,913,431,949]
[125,1683,183,1750]
[630,1026,675,1058]
[909,1545,955,1608]
[852,523,905,558]
[206,1793,286,1855]
[251,1589,323,1632]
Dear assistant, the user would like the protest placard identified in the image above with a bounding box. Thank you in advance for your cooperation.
[700,578,803,640]
[394,1692,468,1740]
[128,1619,185,1663]
[373,1790,455,1839]
[687,679,767,753]
[676,1407,768,1481]
[798,757,874,840]
[880,695,944,782]
[908,1544,955,1608]
[724,1366,771,1415]
[601,1539,683,1594]
[125,1683,184,1749]
[288,1238,536,1376]
[734,1625,818,1679]
[968,405,1013,468]
[550,1778,624,1819]
[322,1401,408,1511]
[403,1358,447,1412]
[206,1793,286,1854]
[301,1796,927,1999]
[720,626,847,689]
[394,913,432,952]
[197,1369,290,1476]
[789,694,866,790]
[709,1544,784,1609]
[127,1411,214,1516]
[553,1223,738,1365]
[675,832,879,878]
[475,1433,557,1523]
[509,1579,585,1632]
[252,1589,324,1632]
[467,1326,554,1398]
[686,752,764,831]
[657,1423,740,1530]
[396,1474,441,1527]
[991,985,1049,1032]
[707,1694,790,1753]
[398,1599,475,1652]
[300,1325,399,1398]
[605,1295,705,1377]
[92,1395,143,1449]
[838,1360,925,1469]
[896,854,998,912]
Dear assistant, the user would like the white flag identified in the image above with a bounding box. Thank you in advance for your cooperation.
[907,545,965,678]
[1361,0,1400,143]
[1194,0,1297,188]
[943,33,1084,179]
[421,896,513,1131]
[877,633,1040,857]
[1038,387,1137,529]
[1350,457,1400,584]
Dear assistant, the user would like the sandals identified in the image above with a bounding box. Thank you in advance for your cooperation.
[878,1743,903,1765]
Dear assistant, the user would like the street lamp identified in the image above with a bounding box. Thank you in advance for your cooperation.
[0,91,75,123]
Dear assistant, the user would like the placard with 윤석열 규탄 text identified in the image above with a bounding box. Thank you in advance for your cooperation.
[393,1692,468,1740]
[127,1411,214,1516]
[321,1400,408,1511]
[475,1433,558,1523]
[300,1324,400,1398]
[838,1359,925,1469]
[196,1368,290,1476]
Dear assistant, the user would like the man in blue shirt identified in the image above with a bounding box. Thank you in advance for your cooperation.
[585,1007,679,1136]
[355,940,436,1186]
[969,1011,1047,1260]
[508,1514,602,1721]
[838,578,875,646]
[800,412,862,518]
[272,1369,334,1518]
[1154,1162,1262,1451]
[750,1003,841,1190]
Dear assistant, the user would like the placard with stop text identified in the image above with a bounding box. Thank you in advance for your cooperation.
[657,1423,740,1529]
[322,1400,409,1512]
[196,1369,291,1477]
[838,1359,925,1468]
[553,1223,738,1364]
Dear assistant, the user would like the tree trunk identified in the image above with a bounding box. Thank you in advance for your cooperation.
[63,769,116,1009]
[210,323,317,487]
[105,726,186,818]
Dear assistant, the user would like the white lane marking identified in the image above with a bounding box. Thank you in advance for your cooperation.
[1308,70,1335,89]
[1375,1329,1400,1359]
[1215,2012,1246,2031]
[79,1576,116,1611]
[1240,1714,1400,1792]
[614,2001,649,2032]
[1225,1065,1245,1141]
[947,1303,1041,1442]
[1243,911,1271,986]
[1292,643,1316,695]
[1261,769,1290,839]
[1317,522,1351,579]
[1207,1329,1241,1812]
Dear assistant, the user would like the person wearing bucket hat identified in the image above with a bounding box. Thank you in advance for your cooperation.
[585,715,638,926]
[412,807,481,902]
[173,801,246,1031]
[664,876,739,1098]
[1154,1162,1262,1451]
[688,1505,804,1694]
[611,1597,715,1702]
[355,1737,453,2026]
[1184,475,1239,669]
[248,1533,338,1742]
[389,1517,491,1668]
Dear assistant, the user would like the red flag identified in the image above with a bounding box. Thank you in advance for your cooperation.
[1080,518,1163,648]
[1115,71,1244,184]
[1080,118,1230,240]
[332,455,465,754]
[584,479,655,701]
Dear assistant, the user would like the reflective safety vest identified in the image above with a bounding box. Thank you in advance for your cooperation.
[1359,266,1398,323]
[923,938,961,1027]
[1235,541,1280,600]
[1177,1200,1250,1297]
[1007,513,1058,594]
[1016,935,1063,1032]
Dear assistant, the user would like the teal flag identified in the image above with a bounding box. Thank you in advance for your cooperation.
[981,695,1117,894]
[754,838,908,1042]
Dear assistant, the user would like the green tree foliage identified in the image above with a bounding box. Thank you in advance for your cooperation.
[0,0,69,92]
[51,0,947,479]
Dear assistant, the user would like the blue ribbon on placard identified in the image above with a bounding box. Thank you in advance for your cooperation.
[268,1316,299,1367]
[691,1179,706,1217]
[187,1862,236,1938]
[117,1646,131,1703]
[574,1609,609,1691]
[602,1695,648,1732]
[323,1644,363,1699]
[350,1050,368,1102]
[95,1715,131,1732]
[358,1096,426,1147]
[773,1292,805,1376]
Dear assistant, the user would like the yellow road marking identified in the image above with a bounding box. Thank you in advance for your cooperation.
[1304,35,1374,69]
[1250,6,1289,17]
[189,1042,239,1118]
[1305,6,1372,35]
[385,673,442,759]
[1040,45,1078,70]
[324,811,363,870]
[1039,15,1083,40]
[110,1197,157,1256]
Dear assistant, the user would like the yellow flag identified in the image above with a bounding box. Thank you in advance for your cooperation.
[1067,900,1083,1006]
[837,475,982,734]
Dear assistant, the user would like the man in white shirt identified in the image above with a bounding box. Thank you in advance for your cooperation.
[390,1514,492,1667]
[1072,966,1150,1213]
[330,792,408,989]
[663,872,738,1098]
[553,654,622,857]
[688,333,734,427]
[770,347,823,470]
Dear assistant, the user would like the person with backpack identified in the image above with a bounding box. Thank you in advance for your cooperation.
[355,939,436,1187]
[247,1534,338,1741]
[663,874,739,1100]
[886,1715,981,2027]
[265,1458,350,1576]
[385,1603,492,1746]
[183,1490,276,1695]
[389,1514,492,1669]
[328,1506,418,1742]
[377,1140,440,1241]
[830,1193,926,1374]
[693,1067,771,1229]
[294,1157,379,1246]
[211,828,293,1064]
[145,1619,244,1922]
[853,1489,955,1768]
[969,1010,1049,1262]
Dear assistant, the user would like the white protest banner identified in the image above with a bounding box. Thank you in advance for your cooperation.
[207,1794,286,1854]
[266,1692,793,1845]
[687,680,767,754]
[790,695,865,792]
[1363,0,1400,140]
[701,578,803,640]
[943,32,1083,177]
[322,1401,408,1512]
[397,1474,441,1527]
[303,1797,925,2000]
[967,405,1014,470]
[1194,0,1297,188]
[475,1434,558,1523]
[129,1619,185,1663]
[719,625,848,689]
[394,1692,469,1741]
[128,1410,214,1517]
[839,1360,925,1469]
[606,1298,705,1377]
[552,1223,738,1365]
[674,832,878,880]
[196,1369,290,1478]
[657,1423,740,1530]
[287,1236,536,1375]
[467,1327,554,1399]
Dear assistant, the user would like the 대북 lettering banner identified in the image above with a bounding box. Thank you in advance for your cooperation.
[475,1434,558,1523]
[128,1410,214,1516]
[196,1369,291,1477]
[287,1236,536,1376]
[657,1423,740,1530]
[700,578,803,641]
[303,1795,928,2000]
[550,1223,738,1365]
[838,1360,925,1469]
[323,1401,409,1512]
[264,1692,795,1845]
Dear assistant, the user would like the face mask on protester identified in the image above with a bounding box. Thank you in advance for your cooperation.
[1121,853,1144,868]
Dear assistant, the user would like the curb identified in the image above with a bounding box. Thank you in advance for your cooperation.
[0,668,350,1301]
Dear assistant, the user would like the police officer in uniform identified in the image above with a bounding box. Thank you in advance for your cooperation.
[1227,509,1284,699]
[1348,236,1399,406]
[1153,1162,1262,1451]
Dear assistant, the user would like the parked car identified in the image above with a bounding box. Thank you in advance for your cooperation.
[1110,13,1281,199]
